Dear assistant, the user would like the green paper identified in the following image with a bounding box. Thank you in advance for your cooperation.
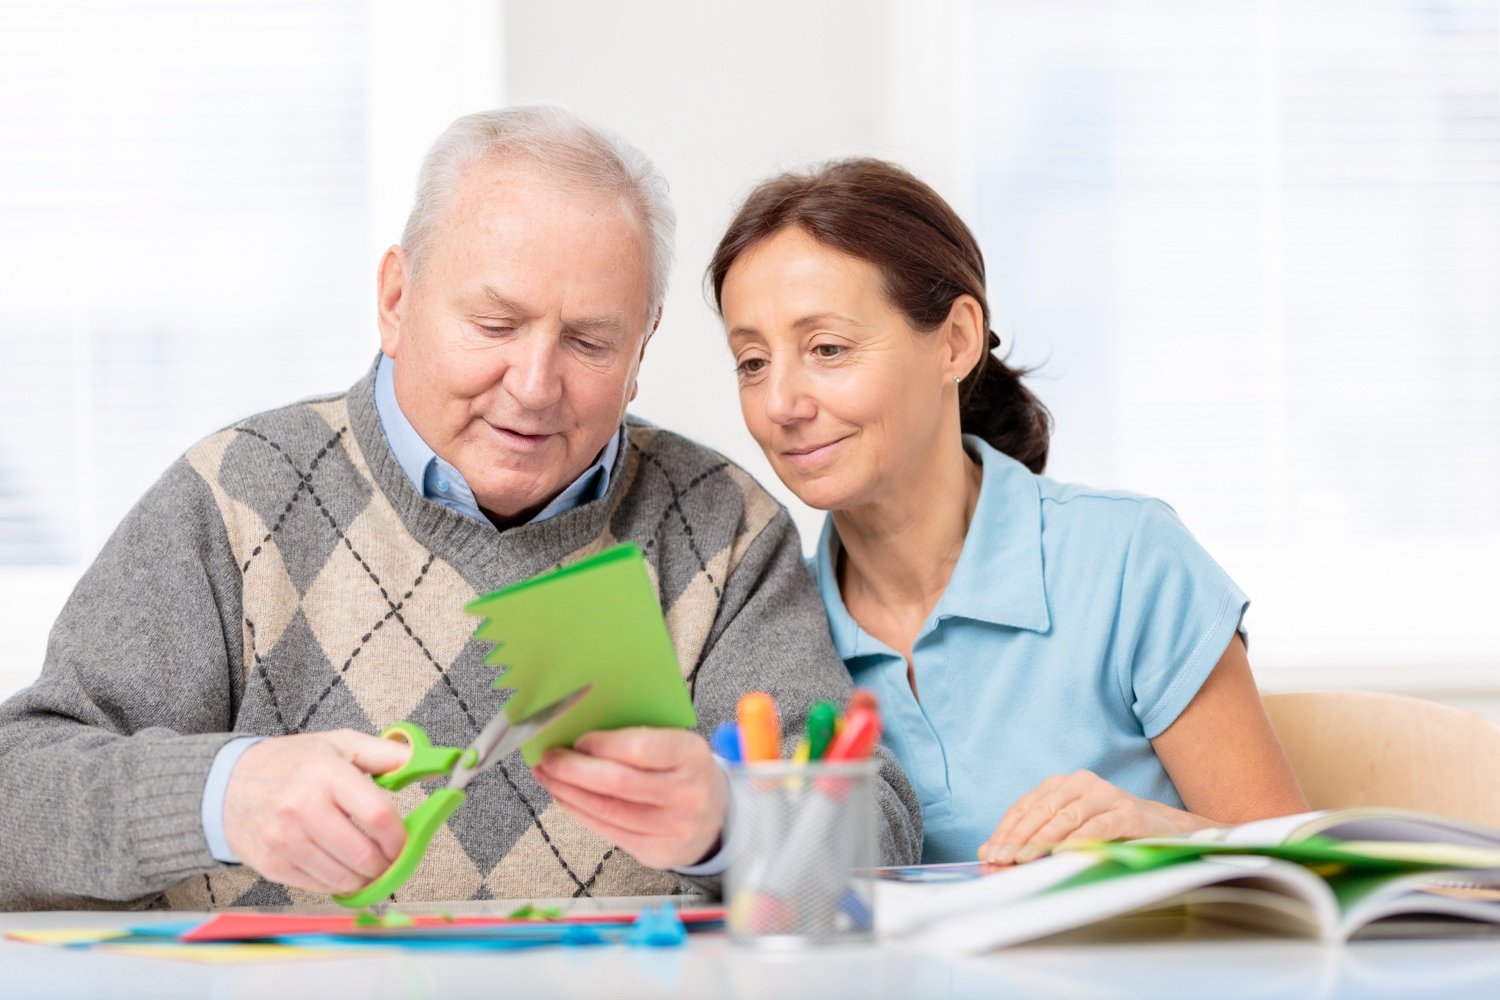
[466,542,697,765]
[1084,835,1483,875]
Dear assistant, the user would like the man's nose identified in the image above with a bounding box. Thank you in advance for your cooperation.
[763,362,816,426]
[503,330,564,411]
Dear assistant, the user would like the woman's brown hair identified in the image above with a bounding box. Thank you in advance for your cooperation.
[708,158,1051,473]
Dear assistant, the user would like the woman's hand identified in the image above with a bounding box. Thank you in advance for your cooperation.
[978,769,1211,864]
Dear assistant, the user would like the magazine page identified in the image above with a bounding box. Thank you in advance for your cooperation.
[1334,869,1500,939]
[884,856,1335,954]
[1303,810,1500,850]
[1183,811,1329,846]
[874,852,1100,937]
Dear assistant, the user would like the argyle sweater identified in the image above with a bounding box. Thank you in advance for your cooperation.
[0,361,921,911]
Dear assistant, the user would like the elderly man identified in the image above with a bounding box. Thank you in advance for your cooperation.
[0,107,920,910]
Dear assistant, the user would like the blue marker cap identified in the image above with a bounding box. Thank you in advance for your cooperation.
[710,721,742,765]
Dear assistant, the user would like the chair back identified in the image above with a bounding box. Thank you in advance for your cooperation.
[1262,690,1500,828]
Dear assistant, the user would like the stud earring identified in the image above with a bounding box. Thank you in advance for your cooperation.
[953,375,962,385]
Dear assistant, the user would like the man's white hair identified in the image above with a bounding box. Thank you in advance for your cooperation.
[400,105,676,316]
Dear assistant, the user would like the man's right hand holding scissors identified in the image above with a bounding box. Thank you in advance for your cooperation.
[223,730,411,896]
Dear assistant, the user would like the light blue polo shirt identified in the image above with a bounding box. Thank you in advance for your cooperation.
[812,436,1248,864]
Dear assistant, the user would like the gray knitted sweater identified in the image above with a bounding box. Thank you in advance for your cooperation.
[0,362,920,911]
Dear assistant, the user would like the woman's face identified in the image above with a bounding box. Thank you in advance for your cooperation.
[721,226,963,512]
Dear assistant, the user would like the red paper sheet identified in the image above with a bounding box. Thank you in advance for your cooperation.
[183,907,726,943]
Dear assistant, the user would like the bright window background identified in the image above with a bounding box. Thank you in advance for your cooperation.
[968,0,1500,689]
[0,0,502,698]
[2,0,1496,717]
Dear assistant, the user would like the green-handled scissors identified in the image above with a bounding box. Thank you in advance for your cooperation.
[332,684,592,908]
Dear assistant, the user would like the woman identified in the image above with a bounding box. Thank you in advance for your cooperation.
[709,159,1307,865]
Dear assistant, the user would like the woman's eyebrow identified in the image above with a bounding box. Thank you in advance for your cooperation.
[792,312,866,330]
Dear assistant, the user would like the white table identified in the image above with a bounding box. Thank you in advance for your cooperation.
[4,902,1499,1000]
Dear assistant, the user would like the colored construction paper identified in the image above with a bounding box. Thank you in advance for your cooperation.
[4,929,366,964]
[183,907,726,943]
[466,543,698,765]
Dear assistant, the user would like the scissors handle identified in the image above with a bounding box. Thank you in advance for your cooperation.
[331,787,466,908]
[374,722,476,791]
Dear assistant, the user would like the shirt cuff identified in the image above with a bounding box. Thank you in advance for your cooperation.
[671,754,732,877]
[201,736,266,864]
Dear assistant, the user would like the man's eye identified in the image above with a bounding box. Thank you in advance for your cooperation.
[478,324,515,336]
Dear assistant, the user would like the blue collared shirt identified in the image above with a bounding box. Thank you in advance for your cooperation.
[204,358,733,878]
[373,352,621,525]
[812,435,1248,864]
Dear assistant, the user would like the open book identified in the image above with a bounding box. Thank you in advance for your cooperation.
[873,809,1500,954]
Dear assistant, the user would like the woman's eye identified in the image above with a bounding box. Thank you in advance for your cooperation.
[736,357,768,377]
[812,343,845,359]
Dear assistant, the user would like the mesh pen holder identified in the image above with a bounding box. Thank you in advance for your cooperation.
[726,759,878,948]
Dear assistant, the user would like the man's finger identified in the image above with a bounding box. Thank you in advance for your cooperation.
[571,727,693,771]
[536,748,666,805]
[331,773,407,862]
[304,802,396,882]
[534,770,662,836]
[328,729,412,777]
[279,830,368,895]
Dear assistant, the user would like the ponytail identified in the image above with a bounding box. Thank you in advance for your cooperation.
[961,331,1051,474]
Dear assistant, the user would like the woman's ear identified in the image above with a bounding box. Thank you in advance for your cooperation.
[942,294,989,382]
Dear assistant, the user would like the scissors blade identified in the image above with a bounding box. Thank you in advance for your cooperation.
[451,684,592,787]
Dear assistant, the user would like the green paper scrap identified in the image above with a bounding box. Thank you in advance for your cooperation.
[466,542,697,765]
[506,904,566,921]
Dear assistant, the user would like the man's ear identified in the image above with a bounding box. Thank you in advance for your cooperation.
[944,295,988,383]
[377,246,408,357]
[628,307,663,403]
[643,306,663,353]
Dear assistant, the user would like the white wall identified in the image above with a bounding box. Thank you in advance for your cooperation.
[3,0,1496,726]
[501,0,1500,724]
[503,0,972,552]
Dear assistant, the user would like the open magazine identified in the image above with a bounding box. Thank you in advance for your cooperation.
[872,809,1500,954]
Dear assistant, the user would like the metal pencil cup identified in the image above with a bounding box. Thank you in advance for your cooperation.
[726,759,878,948]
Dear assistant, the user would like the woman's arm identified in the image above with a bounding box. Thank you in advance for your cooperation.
[1152,633,1308,822]
[979,634,1308,863]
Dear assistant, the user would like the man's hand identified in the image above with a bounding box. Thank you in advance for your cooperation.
[530,728,726,870]
[978,769,1210,864]
[223,730,410,894]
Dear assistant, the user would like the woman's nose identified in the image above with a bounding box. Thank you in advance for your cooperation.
[763,363,816,425]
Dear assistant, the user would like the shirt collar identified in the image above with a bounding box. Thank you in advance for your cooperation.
[811,434,1051,660]
[373,353,620,526]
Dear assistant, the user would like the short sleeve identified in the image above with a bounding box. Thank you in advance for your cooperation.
[1112,499,1248,739]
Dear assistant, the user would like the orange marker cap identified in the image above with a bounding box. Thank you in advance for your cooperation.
[736,691,781,763]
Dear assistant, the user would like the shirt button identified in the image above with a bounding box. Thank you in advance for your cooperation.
[434,477,450,493]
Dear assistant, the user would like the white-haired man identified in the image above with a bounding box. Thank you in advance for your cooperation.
[0,107,920,909]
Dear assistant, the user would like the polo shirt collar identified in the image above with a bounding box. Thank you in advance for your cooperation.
[812,434,1051,660]
[936,436,1051,633]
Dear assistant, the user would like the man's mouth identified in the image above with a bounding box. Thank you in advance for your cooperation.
[486,422,556,450]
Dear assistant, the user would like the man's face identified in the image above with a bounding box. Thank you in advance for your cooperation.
[378,157,656,523]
